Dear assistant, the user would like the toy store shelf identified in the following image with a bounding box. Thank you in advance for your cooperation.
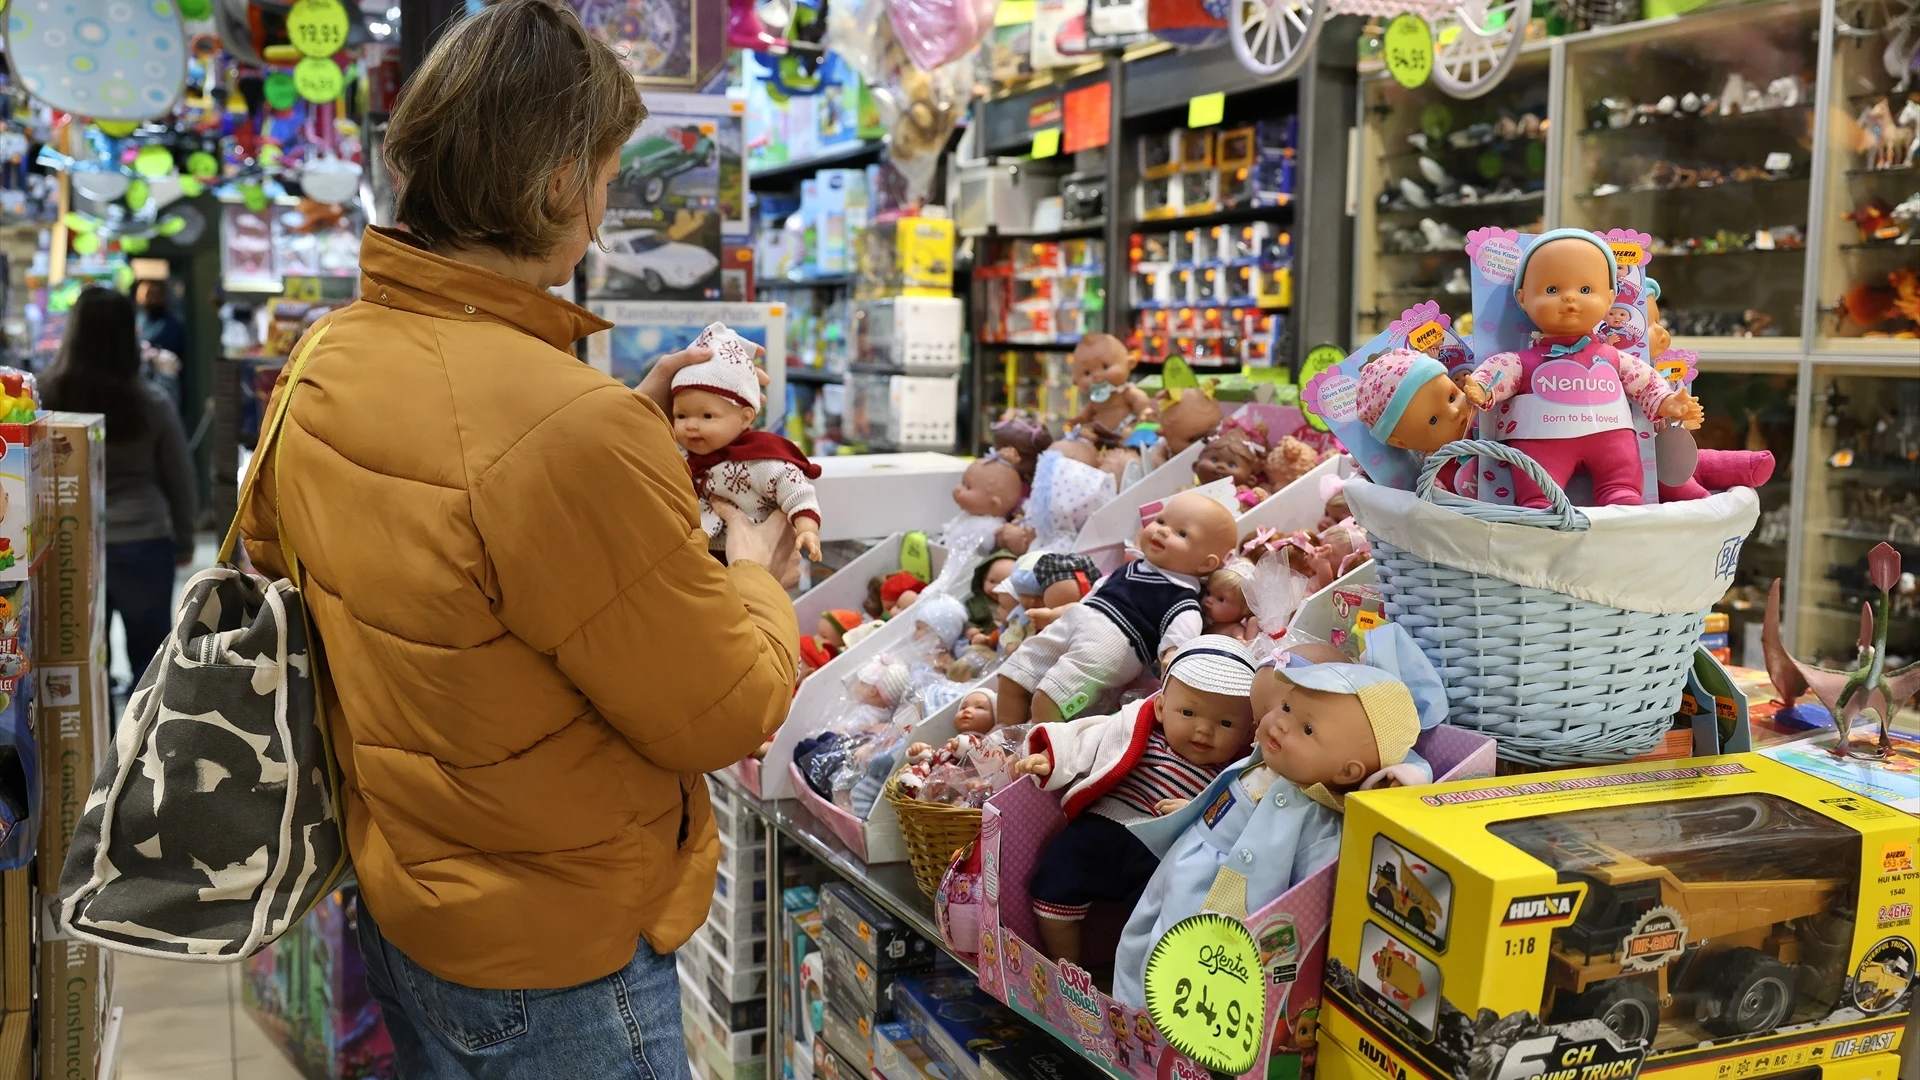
[1845,164,1920,178]
[1837,241,1918,252]
[1653,246,1808,260]
[978,339,1082,350]
[765,274,856,289]
[1669,335,1803,360]
[978,219,1108,240]
[1824,528,1920,550]
[1573,174,1811,202]
[750,142,886,187]
[1134,202,1293,232]
[786,366,844,385]
[1576,105,1812,139]
[1375,192,1544,216]
[755,795,976,979]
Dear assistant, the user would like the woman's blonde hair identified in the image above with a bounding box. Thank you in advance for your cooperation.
[384,0,644,259]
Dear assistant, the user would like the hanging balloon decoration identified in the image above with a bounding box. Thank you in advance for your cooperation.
[3,0,190,120]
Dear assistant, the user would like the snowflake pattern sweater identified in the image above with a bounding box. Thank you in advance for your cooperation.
[689,455,822,542]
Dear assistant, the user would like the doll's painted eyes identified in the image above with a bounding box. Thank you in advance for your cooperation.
[1579,286,1592,294]
[1281,702,1291,712]
[1181,709,1195,717]
[1449,392,1458,403]
[1219,719,1233,728]
[1545,286,1558,294]
[1428,416,1438,426]
[1302,724,1314,736]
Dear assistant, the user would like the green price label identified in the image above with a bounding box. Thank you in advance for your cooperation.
[1188,92,1226,128]
[286,0,350,58]
[1030,127,1060,159]
[1297,343,1347,433]
[1144,913,1267,1076]
[294,56,345,103]
[1383,14,1433,89]
[264,71,298,110]
[898,532,932,584]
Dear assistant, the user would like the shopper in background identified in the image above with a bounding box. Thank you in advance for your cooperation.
[237,1,800,1076]
[40,287,197,693]
[132,279,186,408]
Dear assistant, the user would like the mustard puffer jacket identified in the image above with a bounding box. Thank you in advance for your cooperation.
[241,227,797,990]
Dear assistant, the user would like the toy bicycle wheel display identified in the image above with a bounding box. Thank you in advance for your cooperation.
[1428,0,1527,98]
[1230,0,1327,80]
[1834,0,1902,36]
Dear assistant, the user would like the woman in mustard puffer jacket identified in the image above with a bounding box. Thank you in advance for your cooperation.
[239,2,798,1075]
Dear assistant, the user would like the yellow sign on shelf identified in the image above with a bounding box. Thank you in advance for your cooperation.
[1187,92,1226,129]
[1383,14,1434,89]
[1143,912,1267,1076]
[1030,128,1061,159]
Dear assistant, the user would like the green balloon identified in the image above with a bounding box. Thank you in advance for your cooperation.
[178,0,211,16]
[186,151,218,179]
[114,266,135,292]
[134,145,174,178]
[178,175,205,197]
[61,211,98,233]
[121,235,151,255]
[241,184,268,212]
[264,73,298,111]
[71,232,100,256]
[157,216,188,237]
[126,178,150,210]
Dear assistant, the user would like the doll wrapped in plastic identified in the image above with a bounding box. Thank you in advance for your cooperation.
[999,445,1118,556]
[793,655,915,801]
[1110,623,1447,1006]
[824,0,976,200]
[672,322,825,559]
[1201,560,1258,641]
[899,690,1031,808]
[941,418,1051,555]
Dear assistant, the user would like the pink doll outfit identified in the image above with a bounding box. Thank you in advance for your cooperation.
[1470,335,1672,508]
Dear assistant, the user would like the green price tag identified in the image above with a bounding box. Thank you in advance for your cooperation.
[1383,14,1433,89]
[1188,92,1226,128]
[264,71,299,110]
[898,532,932,584]
[1144,913,1267,1076]
[1297,343,1347,433]
[294,56,345,103]
[1030,128,1060,159]
[287,0,351,57]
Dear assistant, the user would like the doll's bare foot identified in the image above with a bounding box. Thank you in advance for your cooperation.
[998,676,1033,727]
[1031,692,1065,725]
[1038,916,1082,966]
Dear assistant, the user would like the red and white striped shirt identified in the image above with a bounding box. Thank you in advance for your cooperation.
[1088,728,1227,825]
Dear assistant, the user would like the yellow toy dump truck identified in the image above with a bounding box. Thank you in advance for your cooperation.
[1372,848,1440,934]
[1531,830,1847,1047]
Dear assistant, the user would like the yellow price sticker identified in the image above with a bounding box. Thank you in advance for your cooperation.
[1610,241,1644,266]
[286,0,350,58]
[1188,92,1225,129]
[899,532,932,585]
[1143,913,1266,1076]
[1355,609,1386,633]
[293,56,345,103]
[1030,128,1061,159]
[1405,319,1445,353]
[996,0,1036,23]
[1383,14,1433,90]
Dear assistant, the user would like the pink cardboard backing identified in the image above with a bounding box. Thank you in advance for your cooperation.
[975,725,1497,1080]
[788,763,873,861]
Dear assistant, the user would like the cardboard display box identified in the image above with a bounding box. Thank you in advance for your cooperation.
[1321,754,1918,1080]
[33,413,107,897]
[38,938,110,1080]
[240,888,396,1080]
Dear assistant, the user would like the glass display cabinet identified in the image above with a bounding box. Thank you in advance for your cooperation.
[1693,368,1800,667]
[1352,51,1551,342]
[1558,0,1820,354]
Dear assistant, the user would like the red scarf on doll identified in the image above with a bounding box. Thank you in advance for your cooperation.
[685,431,824,481]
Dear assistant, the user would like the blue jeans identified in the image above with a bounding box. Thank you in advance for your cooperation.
[106,538,177,687]
[356,898,692,1080]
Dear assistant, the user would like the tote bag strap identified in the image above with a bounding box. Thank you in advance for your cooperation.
[218,323,333,571]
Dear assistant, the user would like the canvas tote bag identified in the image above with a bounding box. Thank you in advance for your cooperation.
[56,325,347,959]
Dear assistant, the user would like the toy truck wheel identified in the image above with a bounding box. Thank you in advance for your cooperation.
[1566,979,1659,1046]
[1409,905,1432,932]
[1374,885,1395,910]
[1706,949,1795,1036]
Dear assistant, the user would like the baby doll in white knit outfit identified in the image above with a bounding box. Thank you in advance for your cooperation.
[671,322,824,561]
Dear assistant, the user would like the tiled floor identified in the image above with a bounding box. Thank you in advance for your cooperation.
[114,955,305,1080]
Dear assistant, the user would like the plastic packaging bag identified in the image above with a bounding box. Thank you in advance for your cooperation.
[888,0,1000,71]
[825,0,978,200]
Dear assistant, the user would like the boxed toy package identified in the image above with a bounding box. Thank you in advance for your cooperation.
[1320,755,1913,1080]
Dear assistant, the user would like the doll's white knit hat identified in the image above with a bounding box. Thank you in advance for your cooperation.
[859,655,912,708]
[1164,635,1258,697]
[671,322,762,412]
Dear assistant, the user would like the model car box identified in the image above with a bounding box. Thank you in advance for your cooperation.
[0,408,51,584]
[820,882,938,973]
[1319,754,1916,1080]
[890,972,1038,1080]
[977,726,1496,1080]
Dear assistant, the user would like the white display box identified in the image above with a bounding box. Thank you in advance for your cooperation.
[846,374,959,451]
[810,454,971,544]
[680,922,770,1002]
[680,968,770,1060]
[853,297,965,373]
[708,877,770,940]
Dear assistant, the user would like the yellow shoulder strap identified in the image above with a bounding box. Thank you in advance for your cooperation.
[219,324,334,569]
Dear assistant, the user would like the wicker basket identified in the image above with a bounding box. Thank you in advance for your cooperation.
[1353,441,1720,768]
[884,775,983,899]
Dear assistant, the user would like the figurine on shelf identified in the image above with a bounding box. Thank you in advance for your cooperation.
[997,490,1240,727]
[999,444,1119,556]
[1762,543,1920,760]
[1011,635,1261,965]
[800,609,866,671]
[1464,229,1704,508]
[1152,382,1224,459]
[1110,624,1446,1007]
[943,456,1030,555]
[673,322,824,560]
[1069,333,1156,449]
[1201,560,1258,641]
[1024,553,1102,635]
[1265,435,1326,492]
[966,551,1019,640]
[1354,348,1479,490]
[867,571,928,620]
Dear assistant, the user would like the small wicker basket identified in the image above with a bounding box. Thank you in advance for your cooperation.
[884,775,984,899]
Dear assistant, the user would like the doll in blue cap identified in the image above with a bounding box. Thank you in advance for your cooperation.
[1110,624,1446,1007]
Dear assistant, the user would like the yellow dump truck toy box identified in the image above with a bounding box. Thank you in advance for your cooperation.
[1318,754,1915,1080]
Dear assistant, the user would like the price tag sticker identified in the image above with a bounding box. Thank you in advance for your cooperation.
[1188,92,1226,129]
[899,532,932,584]
[293,56,345,102]
[1030,128,1061,159]
[1405,319,1445,352]
[287,0,351,58]
[1383,14,1433,90]
[1143,913,1267,1076]
[1764,151,1793,172]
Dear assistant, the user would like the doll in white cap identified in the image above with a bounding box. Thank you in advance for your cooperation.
[1010,635,1262,966]
[671,322,824,561]
[1110,623,1444,1006]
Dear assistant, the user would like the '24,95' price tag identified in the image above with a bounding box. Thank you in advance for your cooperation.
[1143,913,1268,1076]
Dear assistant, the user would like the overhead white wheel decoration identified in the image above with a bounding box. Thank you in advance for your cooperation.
[1428,0,1528,98]
[1228,0,1529,98]
[1230,0,1327,80]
